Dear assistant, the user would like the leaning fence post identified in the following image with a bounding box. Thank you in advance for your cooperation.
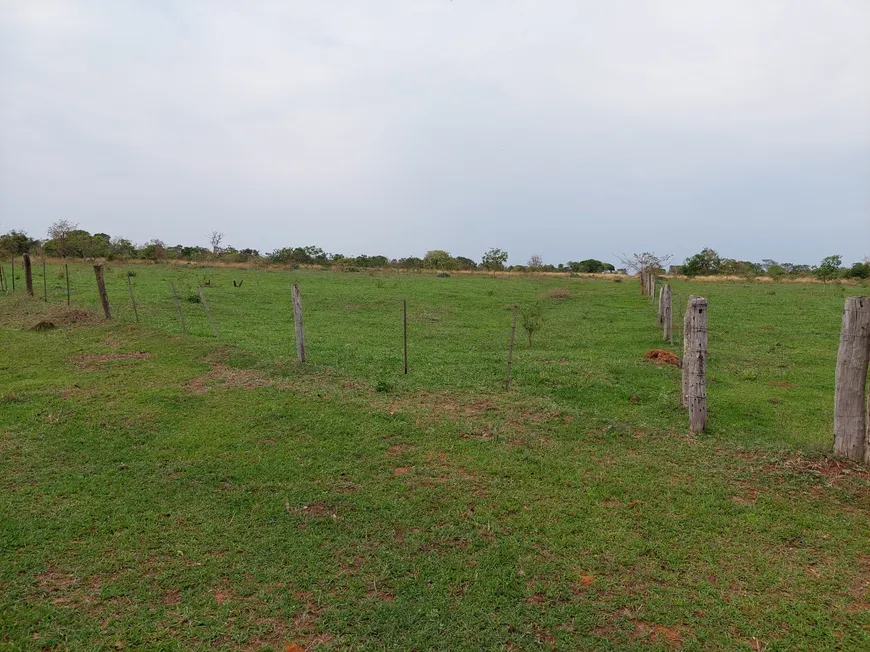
[127,274,139,324]
[199,287,219,340]
[505,304,518,390]
[170,281,187,336]
[662,284,673,343]
[682,296,708,433]
[93,263,111,319]
[292,283,306,362]
[23,254,33,296]
[0,264,5,292]
[833,296,870,462]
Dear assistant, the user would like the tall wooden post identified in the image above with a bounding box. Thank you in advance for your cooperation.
[127,275,139,324]
[292,283,306,362]
[42,258,47,301]
[198,287,219,340]
[833,296,870,462]
[682,296,708,433]
[662,284,672,343]
[170,281,187,336]
[23,254,33,296]
[65,264,70,306]
[505,304,518,390]
[657,285,665,324]
[403,299,408,375]
[0,264,5,292]
[10,258,15,292]
[93,264,111,319]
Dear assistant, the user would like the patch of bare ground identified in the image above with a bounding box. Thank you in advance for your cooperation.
[631,621,694,648]
[845,556,870,614]
[185,363,272,394]
[67,351,150,369]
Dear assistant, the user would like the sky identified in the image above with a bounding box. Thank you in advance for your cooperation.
[1,1,869,266]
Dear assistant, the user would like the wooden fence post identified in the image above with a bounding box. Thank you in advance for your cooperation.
[505,304,518,390]
[0,264,5,292]
[170,281,187,336]
[657,285,665,324]
[292,283,306,362]
[127,274,139,324]
[42,258,47,301]
[403,299,408,374]
[65,264,70,306]
[11,258,15,292]
[93,264,111,319]
[23,254,33,296]
[682,296,708,433]
[198,287,219,340]
[833,296,870,462]
[662,284,672,343]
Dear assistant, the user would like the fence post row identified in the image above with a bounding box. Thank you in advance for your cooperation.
[833,296,870,462]
[662,284,672,344]
[23,253,34,297]
[93,264,111,319]
[292,283,306,363]
[682,296,708,434]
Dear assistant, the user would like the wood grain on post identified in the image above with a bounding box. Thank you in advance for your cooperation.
[292,283,306,362]
[93,264,111,319]
[833,296,870,461]
[23,254,33,296]
[170,281,187,336]
[198,287,219,340]
[682,296,708,433]
[505,304,518,390]
[662,284,672,343]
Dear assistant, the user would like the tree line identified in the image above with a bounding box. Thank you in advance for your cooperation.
[0,223,866,280]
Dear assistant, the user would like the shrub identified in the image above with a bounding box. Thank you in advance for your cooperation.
[436,272,451,278]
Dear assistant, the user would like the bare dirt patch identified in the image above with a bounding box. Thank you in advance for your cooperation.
[185,363,272,394]
[768,381,796,388]
[645,350,681,367]
[67,351,150,369]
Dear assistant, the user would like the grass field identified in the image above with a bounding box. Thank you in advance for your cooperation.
[1,264,868,650]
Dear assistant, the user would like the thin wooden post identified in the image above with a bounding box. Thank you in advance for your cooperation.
[198,287,219,340]
[639,270,646,296]
[403,299,408,374]
[833,296,870,462]
[65,264,70,306]
[0,264,5,292]
[93,264,111,319]
[170,281,187,336]
[23,254,33,296]
[505,304,518,390]
[657,285,665,324]
[42,258,47,301]
[292,283,306,362]
[127,274,139,324]
[662,284,672,343]
[682,296,708,433]
[11,258,15,292]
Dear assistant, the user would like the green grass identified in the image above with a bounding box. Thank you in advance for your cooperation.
[1,265,868,650]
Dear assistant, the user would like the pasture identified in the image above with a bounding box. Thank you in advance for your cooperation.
[1,264,868,650]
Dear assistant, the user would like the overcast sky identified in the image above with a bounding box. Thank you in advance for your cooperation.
[1,1,868,266]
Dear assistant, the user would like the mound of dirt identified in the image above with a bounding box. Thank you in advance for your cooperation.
[645,349,681,367]
[30,321,56,332]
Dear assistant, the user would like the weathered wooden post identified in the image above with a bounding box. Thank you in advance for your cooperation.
[23,254,33,296]
[833,296,870,462]
[292,283,306,362]
[11,258,15,292]
[42,258,47,301]
[170,281,187,336]
[93,264,111,319]
[403,299,408,374]
[198,287,219,340]
[65,264,70,306]
[682,296,708,433]
[127,274,139,324]
[505,304,518,390]
[662,284,672,343]
[657,285,665,324]
[0,264,5,292]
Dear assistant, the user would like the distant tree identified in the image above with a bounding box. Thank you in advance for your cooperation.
[567,259,613,273]
[766,264,786,282]
[209,231,224,255]
[528,254,543,270]
[845,262,870,280]
[397,256,423,269]
[140,239,166,262]
[521,303,543,346]
[454,256,478,271]
[0,230,39,256]
[481,248,508,271]
[815,255,842,285]
[46,219,79,258]
[108,237,137,260]
[423,250,456,270]
[617,252,672,277]
[682,248,721,276]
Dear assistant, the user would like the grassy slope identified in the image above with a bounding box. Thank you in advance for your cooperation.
[0,266,868,650]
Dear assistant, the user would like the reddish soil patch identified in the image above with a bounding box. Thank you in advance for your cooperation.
[300,502,333,517]
[185,363,271,394]
[163,590,180,605]
[393,466,412,476]
[214,590,230,605]
[578,575,595,587]
[632,621,692,648]
[768,381,796,388]
[366,590,395,601]
[387,443,415,457]
[645,350,681,367]
[67,351,150,369]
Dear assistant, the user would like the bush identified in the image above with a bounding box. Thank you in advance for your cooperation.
[436,272,451,278]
